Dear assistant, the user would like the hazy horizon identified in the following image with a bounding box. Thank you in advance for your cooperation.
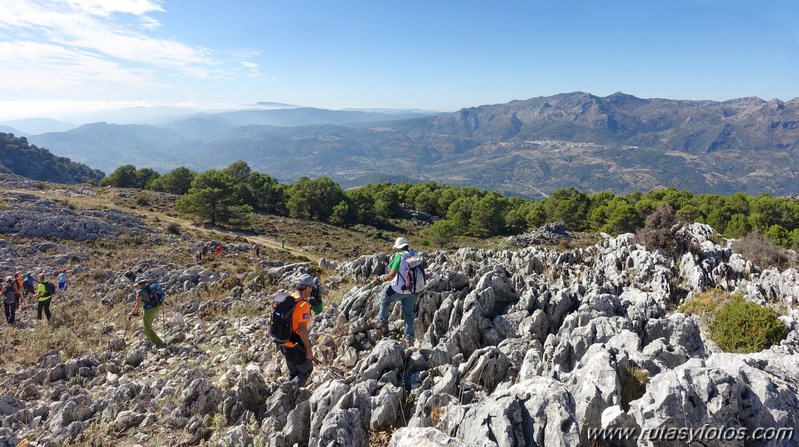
[1,1,798,121]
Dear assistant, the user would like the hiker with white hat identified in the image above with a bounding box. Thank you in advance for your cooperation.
[372,237,419,345]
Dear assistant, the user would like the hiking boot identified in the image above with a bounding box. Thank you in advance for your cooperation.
[370,319,389,334]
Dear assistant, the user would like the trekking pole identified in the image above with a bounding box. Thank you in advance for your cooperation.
[123,314,132,344]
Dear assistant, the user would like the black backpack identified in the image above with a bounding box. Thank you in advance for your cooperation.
[269,292,299,344]
[43,281,56,296]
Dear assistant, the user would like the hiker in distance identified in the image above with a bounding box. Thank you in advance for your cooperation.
[57,268,68,292]
[372,236,418,345]
[36,273,55,322]
[3,276,18,324]
[278,274,315,387]
[129,279,165,348]
[13,272,23,303]
[22,272,36,300]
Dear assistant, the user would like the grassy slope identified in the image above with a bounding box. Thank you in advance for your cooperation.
[0,183,521,373]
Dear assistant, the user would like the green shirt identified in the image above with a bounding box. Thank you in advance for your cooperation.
[37,282,52,301]
[389,252,404,271]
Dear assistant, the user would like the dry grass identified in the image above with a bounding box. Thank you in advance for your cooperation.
[733,231,796,270]
[0,295,124,368]
[430,406,445,431]
[619,363,649,411]
[368,430,394,447]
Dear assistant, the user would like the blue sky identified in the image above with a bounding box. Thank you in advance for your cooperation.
[0,0,797,120]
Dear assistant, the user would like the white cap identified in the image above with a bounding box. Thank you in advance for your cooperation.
[393,237,409,249]
[4,276,12,281]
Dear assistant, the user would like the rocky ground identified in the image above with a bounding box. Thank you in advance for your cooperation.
[0,173,798,447]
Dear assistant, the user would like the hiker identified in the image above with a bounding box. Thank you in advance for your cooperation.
[129,279,165,348]
[13,272,23,302]
[57,268,68,292]
[308,275,324,315]
[36,273,54,322]
[372,237,418,344]
[215,245,223,256]
[278,274,315,387]
[22,272,35,300]
[3,276,18,324]
[254,244,260,258]
[11,273,22,308]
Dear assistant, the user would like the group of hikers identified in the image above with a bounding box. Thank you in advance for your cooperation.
[4,235,418,391]
[3,269,68,325]
[195,243,225,263]
[130,236,422,389]
[273,236,422,387]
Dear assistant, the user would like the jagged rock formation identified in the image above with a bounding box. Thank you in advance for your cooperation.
[0,183,798,446]
[506,222,574,247]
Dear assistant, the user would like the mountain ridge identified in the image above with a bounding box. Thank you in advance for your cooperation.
[20,92,799,196]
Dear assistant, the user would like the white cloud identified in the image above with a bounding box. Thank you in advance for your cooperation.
[239,61,262,77]
[0,0,236,102]
[138,15,161,30]
[65,0,164,17]
[0,41,154,91]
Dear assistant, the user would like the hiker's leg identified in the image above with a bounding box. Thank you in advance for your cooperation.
[4,303,10,323]
[143,307,165,347]
[293,358,313,387]
[43,299,51,321]
[37,301,43,320]
[285,352,300,382]
[378,289,398,324]
[400,293,415,342]
[8,304,14,324]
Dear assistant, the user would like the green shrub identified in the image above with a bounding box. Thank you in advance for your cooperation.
[678,289,729,328]
[680,290,787,353]
[166,222,181,235]
[712,295,786,353]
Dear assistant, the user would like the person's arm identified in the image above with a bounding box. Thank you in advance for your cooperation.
[373,268,398,285]
[373,254,400,284]
[129,294,142,317]
[296,321,313,360]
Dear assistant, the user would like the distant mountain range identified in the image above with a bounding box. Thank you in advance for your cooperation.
[11,92,799,196]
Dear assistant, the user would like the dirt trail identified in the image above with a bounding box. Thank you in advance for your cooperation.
[5,188,321,263]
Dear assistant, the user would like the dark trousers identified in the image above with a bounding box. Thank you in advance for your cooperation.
[281,345,313,387]
[37,298,52,321]
[3,303,15,324]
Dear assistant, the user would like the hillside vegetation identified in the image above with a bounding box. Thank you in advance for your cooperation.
[103,160,799,251]
[0,132,105,184]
